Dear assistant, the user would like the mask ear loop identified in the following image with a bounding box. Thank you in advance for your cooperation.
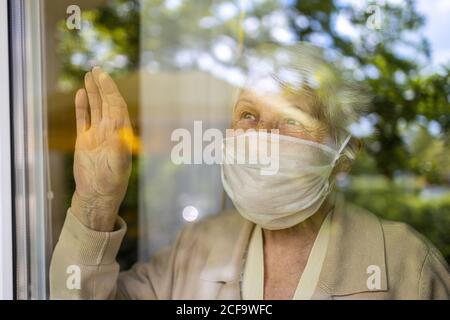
[325,134,353,196]
[332,134,352,167]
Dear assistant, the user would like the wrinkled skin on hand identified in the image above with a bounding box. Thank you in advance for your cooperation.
[71,67,133,232]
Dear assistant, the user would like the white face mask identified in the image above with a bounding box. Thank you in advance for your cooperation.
[221,131,351,230]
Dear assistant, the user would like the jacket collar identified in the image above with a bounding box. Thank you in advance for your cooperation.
[199,193,388,297]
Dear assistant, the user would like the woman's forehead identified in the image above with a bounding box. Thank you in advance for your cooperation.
[238,88,317,104]
[235,89,320,119]
[237,89,288,106]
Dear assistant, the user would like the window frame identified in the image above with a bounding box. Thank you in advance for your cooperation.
[8,0,53,300]
[0,0,13,301]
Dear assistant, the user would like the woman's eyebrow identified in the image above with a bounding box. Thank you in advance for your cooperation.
[280,104,312,120]
[268,101,302,115]
[237,98,254,105]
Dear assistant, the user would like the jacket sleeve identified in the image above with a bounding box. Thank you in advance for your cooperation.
[50,209,187,299]
[419,245,450,300]
[115,223,190,299]
[49,209,127,299]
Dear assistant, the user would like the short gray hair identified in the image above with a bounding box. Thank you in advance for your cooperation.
[241,42,372,161]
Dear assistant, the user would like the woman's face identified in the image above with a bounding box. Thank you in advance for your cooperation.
[231,89,330,143]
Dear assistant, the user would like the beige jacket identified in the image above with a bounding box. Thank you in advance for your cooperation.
[50,194,450,299]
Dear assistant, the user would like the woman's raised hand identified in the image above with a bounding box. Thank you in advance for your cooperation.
[71,67,133,232]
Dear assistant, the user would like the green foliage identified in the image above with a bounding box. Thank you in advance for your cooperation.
[56,0,140,90]
[292,0,449,178]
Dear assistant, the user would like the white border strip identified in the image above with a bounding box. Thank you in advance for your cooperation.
[0,0,14,300]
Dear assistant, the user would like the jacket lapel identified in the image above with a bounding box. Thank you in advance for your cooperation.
[315,193,388,298]
[199,212,254,299]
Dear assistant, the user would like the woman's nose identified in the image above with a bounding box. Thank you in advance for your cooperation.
[256,119,278,131]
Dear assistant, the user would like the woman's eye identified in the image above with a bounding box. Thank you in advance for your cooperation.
[285,118,302,126]
[241,112,256,121]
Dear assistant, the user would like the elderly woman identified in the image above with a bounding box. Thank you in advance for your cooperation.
[50,44,450,300]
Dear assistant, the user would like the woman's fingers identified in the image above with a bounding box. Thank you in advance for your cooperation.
[98,71,130,127]
[92,66,108,119]
[75,88,90,135]
[84,72,102,125]
[89,66,131,131]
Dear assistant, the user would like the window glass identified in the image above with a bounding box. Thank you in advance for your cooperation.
[11,0,450,299]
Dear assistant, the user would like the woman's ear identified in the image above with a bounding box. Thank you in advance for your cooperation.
[334,157,352,174]
[334,137,362,174]
[355,137,363,156]
[351,137,363,159]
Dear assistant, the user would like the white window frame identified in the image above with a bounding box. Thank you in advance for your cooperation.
[9,0,52,299]
[0,0,14,301]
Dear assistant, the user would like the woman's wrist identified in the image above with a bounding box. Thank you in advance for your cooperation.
[70,191,119,232]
